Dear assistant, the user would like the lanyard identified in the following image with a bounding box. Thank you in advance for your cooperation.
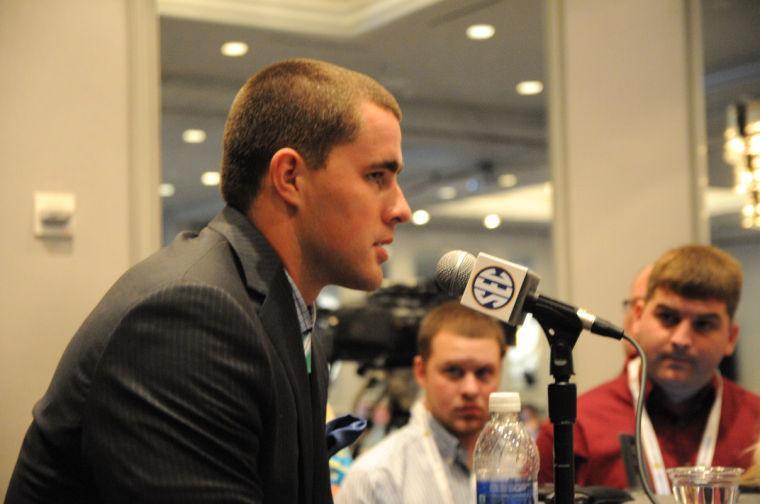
[626,358,723,495]
[410,400,476,504]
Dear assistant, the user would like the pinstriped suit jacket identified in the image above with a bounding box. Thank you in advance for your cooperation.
[6,206,333,503]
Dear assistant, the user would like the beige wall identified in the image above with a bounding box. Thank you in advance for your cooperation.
[0,0,160,496]
[546,0,709,393]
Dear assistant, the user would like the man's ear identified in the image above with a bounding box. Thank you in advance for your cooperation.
[631,297,646,337]
[268,147,306,207]
[724,322,740,357]
[413,355,427,388]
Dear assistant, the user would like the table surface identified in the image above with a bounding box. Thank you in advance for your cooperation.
[628,491,760,503]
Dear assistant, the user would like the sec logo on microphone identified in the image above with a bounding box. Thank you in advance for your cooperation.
[471,266,515,309]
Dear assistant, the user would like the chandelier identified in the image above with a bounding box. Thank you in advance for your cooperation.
[724,99,760,229]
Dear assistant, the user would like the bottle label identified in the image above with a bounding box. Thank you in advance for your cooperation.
[476,479,536,503]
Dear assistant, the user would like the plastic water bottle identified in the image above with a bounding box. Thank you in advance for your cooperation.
[473,392,539,503]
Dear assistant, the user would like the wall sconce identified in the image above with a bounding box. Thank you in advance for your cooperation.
[724,99,760,229]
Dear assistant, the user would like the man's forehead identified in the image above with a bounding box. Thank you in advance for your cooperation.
[649,287,730,318]
[429,331,501,357]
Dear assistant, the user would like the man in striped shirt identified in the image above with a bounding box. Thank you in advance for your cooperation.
[337,301,507,503]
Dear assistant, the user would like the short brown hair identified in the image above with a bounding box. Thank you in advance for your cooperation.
[417,300,507,361]
[646,244,743,318]
[220,58,401,212]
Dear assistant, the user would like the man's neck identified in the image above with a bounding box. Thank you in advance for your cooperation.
[421,403,476,469]
[650,380,716,418]
[460,435,478,468]
[248,202,321,304]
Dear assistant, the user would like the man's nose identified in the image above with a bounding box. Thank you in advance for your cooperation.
[386,183,411,225]
[669,320,694,349]
[461,372,480,397]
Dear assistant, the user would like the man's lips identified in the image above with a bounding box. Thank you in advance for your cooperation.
[373,238,393,262]
[659,355,693,367]
[456,405,484,417]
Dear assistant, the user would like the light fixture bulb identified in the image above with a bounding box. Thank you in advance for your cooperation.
[466,24,495,40]
[221,41,249,57]
[182,129,207,144]
[411,209,431,226]
[740,171,754,186]
[201,171,221,186]
[483,214,501,229]
[498,174,518,188]
[437,186,457,200]
[516,81,544,96]
[159,183,175,197]
[748,134,760,155]
[726,137,745,156]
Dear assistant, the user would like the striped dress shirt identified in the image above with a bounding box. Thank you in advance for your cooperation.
[336,400,474,503]
[285,271,315,373]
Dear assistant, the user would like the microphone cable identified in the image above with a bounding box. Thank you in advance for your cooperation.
[621,333,658,504]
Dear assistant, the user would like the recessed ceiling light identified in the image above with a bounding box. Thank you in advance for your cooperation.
[498,174,518,188]
[437,186,457,200]
[466,24,495,40]
[221,41,248,57]
[466,178,480,192]
[182,129,206,144]
[516,80,544,96]
[412,209,431,226]
[159,183,175,197]
[483,214,501,229]
[201,171,221,186]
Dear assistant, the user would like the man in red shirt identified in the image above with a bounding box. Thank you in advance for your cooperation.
[537,245,760,492]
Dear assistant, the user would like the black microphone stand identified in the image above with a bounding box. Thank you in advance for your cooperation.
[526,295,584,504]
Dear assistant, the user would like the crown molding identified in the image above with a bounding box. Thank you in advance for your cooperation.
[158,0,444,38]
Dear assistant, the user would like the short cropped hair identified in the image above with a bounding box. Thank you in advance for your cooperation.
[220,58,401,212]
[645,244,743,318]
[417,300,507,361]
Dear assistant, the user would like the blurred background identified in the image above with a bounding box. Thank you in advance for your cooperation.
[156,0,760,419]
[2,0,760,493]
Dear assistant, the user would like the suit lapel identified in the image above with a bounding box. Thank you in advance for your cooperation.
[309,335,331,503]
[261,273,315,504]
[209,206,323,502]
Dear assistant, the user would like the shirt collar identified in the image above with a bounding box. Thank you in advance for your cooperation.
[284,270,315,336]
[419,402,470,471]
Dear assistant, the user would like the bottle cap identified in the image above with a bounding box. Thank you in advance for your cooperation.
[489,392,521,413]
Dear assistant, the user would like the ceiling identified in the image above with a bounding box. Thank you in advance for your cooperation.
[158,0,760,241]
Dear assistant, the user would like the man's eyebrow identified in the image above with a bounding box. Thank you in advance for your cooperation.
[370,160,403,174]
[655,304,721,320]
[655,303,677,311]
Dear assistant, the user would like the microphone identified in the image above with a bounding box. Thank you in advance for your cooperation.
[435,250,624,340]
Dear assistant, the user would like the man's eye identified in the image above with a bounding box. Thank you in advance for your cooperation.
[475,368,494,381]
[444,367,464,379]
[367,172,386,184]
[656,310,681,327]
[692,318,718,334]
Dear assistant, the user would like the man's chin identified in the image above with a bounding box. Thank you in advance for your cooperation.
[654,377,704,403]
[449,418,487,436]
[334,269,383,292]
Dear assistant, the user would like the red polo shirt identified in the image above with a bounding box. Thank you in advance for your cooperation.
[536,368,760,489]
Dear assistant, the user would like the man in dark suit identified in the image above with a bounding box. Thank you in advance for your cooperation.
[6,59,411,503]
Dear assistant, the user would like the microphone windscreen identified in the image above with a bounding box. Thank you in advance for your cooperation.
[435,250,476,297]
